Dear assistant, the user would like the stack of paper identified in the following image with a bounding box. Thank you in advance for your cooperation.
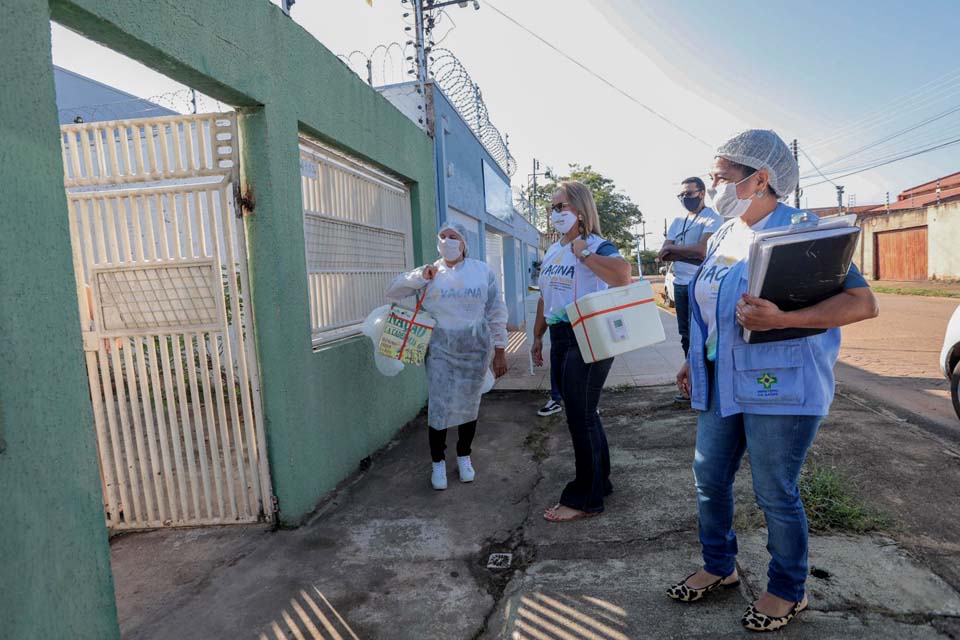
[743,214,860,344]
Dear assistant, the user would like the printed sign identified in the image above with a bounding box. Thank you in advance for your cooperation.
[378,305,435,365]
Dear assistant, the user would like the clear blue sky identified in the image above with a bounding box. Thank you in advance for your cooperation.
[53,0,960,218]
[600,0,960,206]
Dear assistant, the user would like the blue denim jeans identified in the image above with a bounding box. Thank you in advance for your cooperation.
[550,322,614,513]
[694,369,822,602]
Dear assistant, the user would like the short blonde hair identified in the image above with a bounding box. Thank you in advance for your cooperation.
[558,180,602,237]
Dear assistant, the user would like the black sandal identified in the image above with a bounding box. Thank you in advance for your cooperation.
[741,599,808,632]
[666,571,740,603]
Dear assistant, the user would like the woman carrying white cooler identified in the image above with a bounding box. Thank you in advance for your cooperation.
[386,222,509,490]
[531,181,632,522]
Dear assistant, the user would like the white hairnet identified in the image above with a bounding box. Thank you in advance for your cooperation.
[716,130,799,198]
[439,221,470,256]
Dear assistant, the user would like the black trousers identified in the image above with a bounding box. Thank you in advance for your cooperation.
[675,283,691,357]
[428,421,477,463]
[550,322,614,513]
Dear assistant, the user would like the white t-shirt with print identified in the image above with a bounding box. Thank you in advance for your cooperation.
[694,213,773,360]
[538,235,619,325]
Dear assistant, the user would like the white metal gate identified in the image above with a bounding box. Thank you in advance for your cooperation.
[60,112,272,531]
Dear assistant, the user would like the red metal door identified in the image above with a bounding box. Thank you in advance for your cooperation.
[874,226,928,281]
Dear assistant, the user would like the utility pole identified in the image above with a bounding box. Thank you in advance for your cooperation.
[190,89,197,114]
[527,158,550,229]
[411,0,429,127]
[531,158,539,227]
[408,0,481,131]
[641,218,648,252]
[885,191,890,212]
[791,139,800,208]
[836,185,845,214]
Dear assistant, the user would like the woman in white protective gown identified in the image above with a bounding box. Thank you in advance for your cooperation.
[386,222,509,490]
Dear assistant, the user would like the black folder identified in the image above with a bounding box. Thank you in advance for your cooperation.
[743,226,860,344]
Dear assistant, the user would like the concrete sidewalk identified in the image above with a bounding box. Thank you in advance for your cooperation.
[495,308,685,393]
[112,386,960,639]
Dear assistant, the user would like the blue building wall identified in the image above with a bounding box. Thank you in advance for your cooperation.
[426,83,541,328]
[375,80,542,327]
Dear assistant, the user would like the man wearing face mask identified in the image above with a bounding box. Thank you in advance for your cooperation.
[658,177,722,398]
[386,222,509,491]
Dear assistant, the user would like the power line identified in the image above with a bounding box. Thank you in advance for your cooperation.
[838,131,960,169]
[799,148,838,187]
[802,125,960,178]
[804,67,960,151]
[799,103,960,178]
[802,125,960,179]
[801,135,960,189]
[483,1,714,149]
[817,103,960,170]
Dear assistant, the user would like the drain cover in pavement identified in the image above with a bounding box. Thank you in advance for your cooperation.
[487,553,513,570]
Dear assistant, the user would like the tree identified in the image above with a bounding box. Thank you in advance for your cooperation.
[517,164,643,250]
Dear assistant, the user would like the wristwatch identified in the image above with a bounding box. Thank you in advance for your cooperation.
[579,248,592,260]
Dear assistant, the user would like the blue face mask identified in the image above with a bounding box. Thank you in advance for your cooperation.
[682,196,702,213]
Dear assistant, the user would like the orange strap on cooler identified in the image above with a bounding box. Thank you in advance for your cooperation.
[571,248,653,361]
[571,298,656,327]
[397,284,429,360]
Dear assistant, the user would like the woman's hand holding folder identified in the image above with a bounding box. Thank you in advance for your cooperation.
[736,294,786,332]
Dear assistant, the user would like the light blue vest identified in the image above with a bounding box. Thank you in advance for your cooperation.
[688,203,842,417]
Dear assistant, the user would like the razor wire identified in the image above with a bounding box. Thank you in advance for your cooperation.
[338,43,516,178]
[429,48,516,177]
[57,89,230,123]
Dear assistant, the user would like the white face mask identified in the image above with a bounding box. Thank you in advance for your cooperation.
[708,172,757,219]
[551,210,577,234]
[437,237,463,261]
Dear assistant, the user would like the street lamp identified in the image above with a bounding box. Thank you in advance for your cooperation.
[431,0,480,8]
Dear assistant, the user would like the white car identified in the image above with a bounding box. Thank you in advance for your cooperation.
[941,304,960,421]
[663,265,676,308]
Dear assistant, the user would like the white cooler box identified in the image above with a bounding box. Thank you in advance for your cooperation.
[565,279,665,363]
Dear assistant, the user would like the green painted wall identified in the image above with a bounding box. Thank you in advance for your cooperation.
[0,3,119,639]
[3,0,436,636]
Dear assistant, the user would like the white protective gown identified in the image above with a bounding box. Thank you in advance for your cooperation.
[386,258,508,430]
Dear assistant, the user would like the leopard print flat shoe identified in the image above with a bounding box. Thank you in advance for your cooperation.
[666,572,740,603]
[741,599,807,632]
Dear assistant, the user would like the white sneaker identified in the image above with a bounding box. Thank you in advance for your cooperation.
[457,456,475,483]
[538,399,562,417]
[431,462,447,490]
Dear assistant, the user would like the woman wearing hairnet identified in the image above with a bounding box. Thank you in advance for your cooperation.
[386,222,508,491]
[668,130,878,632]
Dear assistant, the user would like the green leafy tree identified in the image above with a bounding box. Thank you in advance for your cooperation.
[517,164,643,250]
[638,249,660,276]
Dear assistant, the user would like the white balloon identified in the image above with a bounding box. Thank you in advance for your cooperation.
[361,304,392,339]
[374,351,405,377]
[362,304,406,376]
